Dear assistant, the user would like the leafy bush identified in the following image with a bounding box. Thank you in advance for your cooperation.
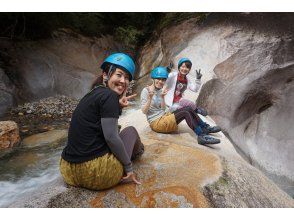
[114,26,144,50]
[0,12,161,49]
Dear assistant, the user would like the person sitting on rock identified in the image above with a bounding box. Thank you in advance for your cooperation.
[140,66,220,145]
[60,53,144,190]
[164,58,221,134]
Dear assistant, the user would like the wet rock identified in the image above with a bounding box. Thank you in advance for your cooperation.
[0,121,20,149]
[22,129,68,149]
[8,177,68,208]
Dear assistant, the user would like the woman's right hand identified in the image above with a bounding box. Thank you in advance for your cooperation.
[121,172,141,185]
[119,93,137,108]
[147,86,155,99]
[161,87,168,97]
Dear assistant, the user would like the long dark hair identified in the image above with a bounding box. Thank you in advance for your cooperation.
[90,63,116,90]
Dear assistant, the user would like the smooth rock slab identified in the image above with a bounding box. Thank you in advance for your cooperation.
[21,129,67,148]
[90,137,222,208]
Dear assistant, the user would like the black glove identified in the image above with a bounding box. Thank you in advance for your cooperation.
[166,62,173,73]
[196,69,202,79]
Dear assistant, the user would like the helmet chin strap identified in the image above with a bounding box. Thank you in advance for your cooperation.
[107,65,115,79]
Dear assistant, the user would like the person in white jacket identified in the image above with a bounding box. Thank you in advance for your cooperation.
[164,58,221,134]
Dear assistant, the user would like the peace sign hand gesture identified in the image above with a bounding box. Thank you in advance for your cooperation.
[119,93,137,108]
[196,69,202,79]
[160,87,169,97]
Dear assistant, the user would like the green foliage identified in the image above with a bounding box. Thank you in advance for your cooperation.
[0,12,162,50]
[0,12,208,50]
[60,13,105,36]
[104,13,162,50]
[0,13,107,39]
[114,26,144,50]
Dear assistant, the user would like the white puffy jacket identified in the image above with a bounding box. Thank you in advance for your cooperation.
[164,71,201,107]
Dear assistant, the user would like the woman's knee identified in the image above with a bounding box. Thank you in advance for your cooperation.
[182,106,194,112]
[179,99,196,110]
[120,126,140,140]
[120,126,137,134]
[176,106,193,113]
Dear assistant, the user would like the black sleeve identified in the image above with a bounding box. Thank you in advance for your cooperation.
[99,91,120,118]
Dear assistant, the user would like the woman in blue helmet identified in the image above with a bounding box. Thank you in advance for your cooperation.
[140,66,220,145]
[164,58,221,135]
[60,53,144,190]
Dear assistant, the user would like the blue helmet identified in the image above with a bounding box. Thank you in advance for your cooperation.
[101,53,135,81]
[151,66,169,79]
[178,58,192,69]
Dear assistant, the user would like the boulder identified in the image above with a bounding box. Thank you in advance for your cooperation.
[195,14,294,196]
[0,121,20,149]
[204,157,294,208]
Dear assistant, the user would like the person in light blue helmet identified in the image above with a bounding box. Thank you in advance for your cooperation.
[60,53,144,191]
[101,52,135,81]
[164,57,222,135]
[140,66,220,145]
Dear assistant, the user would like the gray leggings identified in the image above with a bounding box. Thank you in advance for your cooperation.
[174,106,202,131]
[119,126,144,161]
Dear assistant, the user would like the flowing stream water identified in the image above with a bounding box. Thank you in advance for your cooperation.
[0,141,65,207]
[0,102,140,207]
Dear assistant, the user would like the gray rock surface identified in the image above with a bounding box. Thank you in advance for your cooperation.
[204,158,294,208]
[0,29,121,116]
[195,15,294,196]
[135,13,294,197]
